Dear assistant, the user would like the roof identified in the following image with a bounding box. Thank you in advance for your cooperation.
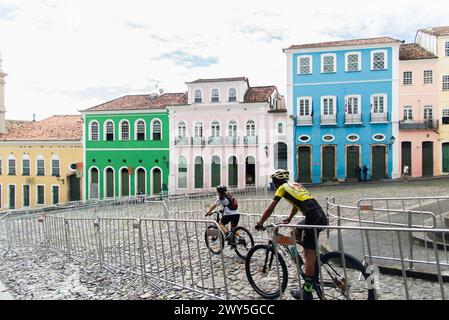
[400,44,438,60]
[418,26,449,37]
[0,115,82,141]
[244,86,277,103]
[82,92,186,112]
[186,77,248,84]
[285,37,402,51]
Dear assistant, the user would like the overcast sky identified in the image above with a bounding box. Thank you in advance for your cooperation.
[1,0,448,120]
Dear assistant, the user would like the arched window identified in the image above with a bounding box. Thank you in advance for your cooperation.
[152,119,162,141]
[136,120,146,141]
[194,156,204,189]
[120,120,130,141]
[178,156,188,189]
[228,120,237,137]
[36,155,45,176]
[194,121,203,137]
[211,121,220,137]
[105,121,114,141]
[211,89,219,102]
[278,123,284,134]
[7,154,16,176]
[246,120,256,136]
[22,154,31,176]
[178,121,186,137]
[229,88,237,102]
[194,90,202,103]
[90,121,99,141]
[51,154,60,177]
[274,142,288,170]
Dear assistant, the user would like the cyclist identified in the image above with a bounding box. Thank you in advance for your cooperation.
[255,169,328,300]
[206,185,240,245]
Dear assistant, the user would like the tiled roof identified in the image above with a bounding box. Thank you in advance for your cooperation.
[400,44,437,60]
[186,77,248,84]
[285,37,402,50]
[82,93,186,112]
[418,26,449,36]
[244,86,276,103]
[0,115,82,141]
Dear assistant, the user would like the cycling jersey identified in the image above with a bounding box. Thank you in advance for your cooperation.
[273,183,322,215]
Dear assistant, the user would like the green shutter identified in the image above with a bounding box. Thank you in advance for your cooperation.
[23,185,30,207]
[211,157,221,188]
[9,185,15,209]
[38,186,45,205]
[443,143,449,173]
[194,157,204,189]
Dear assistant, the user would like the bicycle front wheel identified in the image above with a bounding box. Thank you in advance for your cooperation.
[233,227,255,259]
[245,244,288,299]
[316,252,375,300]
[204,225,224,255]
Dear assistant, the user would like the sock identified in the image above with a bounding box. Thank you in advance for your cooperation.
[303,277,314,293]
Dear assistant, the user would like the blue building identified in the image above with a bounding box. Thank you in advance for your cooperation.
[284,38,402,184]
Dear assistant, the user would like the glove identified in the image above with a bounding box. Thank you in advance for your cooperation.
[255,223,265,231]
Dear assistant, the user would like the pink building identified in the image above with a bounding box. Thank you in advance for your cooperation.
[399,44,440,177]
[167,77,287,193]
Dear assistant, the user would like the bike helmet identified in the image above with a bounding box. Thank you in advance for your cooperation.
[271,169,289,181]
[216,185,227,193]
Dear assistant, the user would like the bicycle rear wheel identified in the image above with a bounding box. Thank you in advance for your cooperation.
[245,244,288,299]
[204,225,224,254]
[316,252,375,300]
[233,226,255,259]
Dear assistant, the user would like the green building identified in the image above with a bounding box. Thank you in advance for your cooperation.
[81,93,185,200]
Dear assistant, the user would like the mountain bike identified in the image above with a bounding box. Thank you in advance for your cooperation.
[204,211,255,259]
[245,224,375,300]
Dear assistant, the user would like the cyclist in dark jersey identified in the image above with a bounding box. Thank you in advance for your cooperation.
[255,169,328,300]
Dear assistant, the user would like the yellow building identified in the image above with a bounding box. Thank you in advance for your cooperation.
[416,26,449,173]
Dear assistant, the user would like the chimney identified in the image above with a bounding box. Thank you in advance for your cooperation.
[0,52,7,134]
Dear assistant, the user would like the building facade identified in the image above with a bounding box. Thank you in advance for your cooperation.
[398,44,440,177]
[285,38,402,184]
[167,77,287,193]
[415,26,449,174]
[81,93,184,200]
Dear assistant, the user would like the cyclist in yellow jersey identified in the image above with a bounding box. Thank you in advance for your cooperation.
[255,169,328,300]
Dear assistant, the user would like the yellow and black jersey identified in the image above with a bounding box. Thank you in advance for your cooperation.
[273,183,321,215]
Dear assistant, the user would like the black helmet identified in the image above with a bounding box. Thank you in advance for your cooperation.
[216,185,227,193]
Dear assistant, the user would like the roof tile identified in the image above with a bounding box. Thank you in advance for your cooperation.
[418,26,449,36]
[285,37,402,50]
[400,44,437,60]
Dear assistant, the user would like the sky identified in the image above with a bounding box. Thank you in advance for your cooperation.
[0,0,448,121]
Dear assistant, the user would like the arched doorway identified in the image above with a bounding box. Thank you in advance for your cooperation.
[228,156,238,188]
[346,146,360,180]
[105,168,114,198]
[245,156,256,186]
[194,156,204,189]
[211,156,221,188]
[136,168,146,195]
[443,143,449,173]
[152,168,162,195]
[274,142,288,170]
[89,167,99,199]
[422,142,434,177]
[322,145,336,182]
[120,168,129,196]
[372,145,387,180]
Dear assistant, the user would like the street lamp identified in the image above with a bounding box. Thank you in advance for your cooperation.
[390,136,396,145]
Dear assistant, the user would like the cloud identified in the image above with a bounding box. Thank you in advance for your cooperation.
[158,50,219,68]
[0,3,20,20]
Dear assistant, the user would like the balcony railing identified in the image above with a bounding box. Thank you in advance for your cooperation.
[371,112,388,123]
[320,114,337,125]
[399,120,439,130]
[191,137,206,146]
[244,136,258,145]
[208,136,222,145]
[297,115,313,126]
[345,113,362,124]
[226,136,240,145]
[174,137,189,146]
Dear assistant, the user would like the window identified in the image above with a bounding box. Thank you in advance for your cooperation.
[152,120,162,140]
[442,109,449,125]
[22,157,30,176]
[446,42,449,56]
[347,134,360,142]
[278,123,283,134]
[372,95,386,113]
[373,134,386,142]
[443,75,449,91]
[371,50,387,70]
[403,71,413,85]
[36,158,45,176]
[403,106,413,120]
[120,121,130,140]
[346,96,360,115]
[299,135,310,143]
[136,120,146,141]
[321,54,336,73]
[178,121,186,137]
[90,121,99,141]
[346,52,361,72]
[298,56,312,74]
[51,157,60,177]
[424,70,433,84]
[194,122,203,138]
[178,156,187,189]
[246,120,256,136]
[211,89,219,102]
[229,88,237,102]
[298,97,312,116]
[424,106,433,121]
[322,134,335,142]
[23,185,30,207]
[105,121,114,141]
[322,97,336,115]
[211,121,220,137]
[228,120,238,137]
[37,185,45,205]
[8,156,16,175]
[194,90,202,103]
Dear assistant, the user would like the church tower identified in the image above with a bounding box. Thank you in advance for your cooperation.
[0,52,7,133]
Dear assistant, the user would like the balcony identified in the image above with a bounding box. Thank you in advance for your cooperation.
[208,136,222,145]
[320,114,337,125]
[345,113,362,125]
[174,137,189,146]
[226,136,240,145]
[191,137,206,146]
[244,136,258,145]
[399,120,439,130]
[297,115,313,126]
[371,113,388,123]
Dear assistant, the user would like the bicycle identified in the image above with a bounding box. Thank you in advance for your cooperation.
[204,211,255,259]
[245,224,375,300]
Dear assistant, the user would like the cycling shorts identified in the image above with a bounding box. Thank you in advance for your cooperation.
[296,208,328,250]
[221,214,240,226]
